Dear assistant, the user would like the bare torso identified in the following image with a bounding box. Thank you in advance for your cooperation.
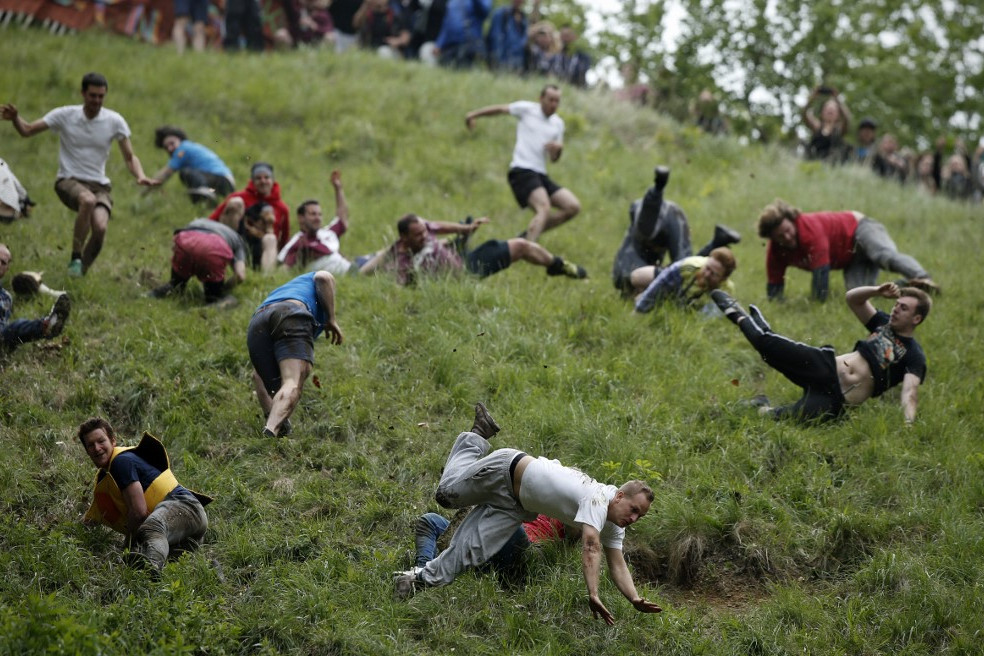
[836,351,874,406]
[512,454,534,501]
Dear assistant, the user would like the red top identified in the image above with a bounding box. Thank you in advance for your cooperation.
[210,180,291,249]
[766,211,858,285]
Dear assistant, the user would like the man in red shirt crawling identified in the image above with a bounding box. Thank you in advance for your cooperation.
[757,199,939,302]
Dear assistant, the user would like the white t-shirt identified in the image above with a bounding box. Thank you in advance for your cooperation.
[42,105,131,184]
[508,101,564,174]
[519,457,624,549]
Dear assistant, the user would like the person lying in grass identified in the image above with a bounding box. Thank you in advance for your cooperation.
[0,243,71,352]
[358,213,586,284]
[79,417,212,572]
[394,402,661,625]
[632,246,737,315]
[712,283,930,425]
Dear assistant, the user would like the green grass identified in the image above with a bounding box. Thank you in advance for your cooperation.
[2,29,984,655]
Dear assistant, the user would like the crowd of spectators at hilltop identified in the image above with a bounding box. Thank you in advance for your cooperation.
[215,0,591,88]
[800,85,984,204]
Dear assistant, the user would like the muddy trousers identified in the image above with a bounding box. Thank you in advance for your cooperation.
[134,492,208,570]
[420,432,534,586]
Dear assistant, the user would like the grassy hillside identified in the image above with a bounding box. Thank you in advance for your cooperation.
[2,30,984,655]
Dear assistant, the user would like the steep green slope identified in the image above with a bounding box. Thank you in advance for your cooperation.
[2,30,983,655]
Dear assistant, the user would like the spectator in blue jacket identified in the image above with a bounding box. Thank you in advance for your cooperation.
[433,0,491,68]
[486,0,528,72]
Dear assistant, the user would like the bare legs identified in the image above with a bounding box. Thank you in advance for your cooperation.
[72,190,110,273]
[524,187,581,242]
[253,357,312,435]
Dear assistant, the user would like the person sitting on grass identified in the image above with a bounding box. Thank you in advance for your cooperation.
[358,213,586,285]
[148,126,236,206]
[633,246,736,315]
[210,162,291,253]
[0,243,70,352]
[394,402,662,626]
[0,156,34,221]
[148,217,248,305]
[613,166,740,297]
[711,283,930,425]
[277,170,354,274]
[247,271,344,438]
[79,417,212,573]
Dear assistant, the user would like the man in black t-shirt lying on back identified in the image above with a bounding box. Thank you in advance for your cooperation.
[712,283,931,425]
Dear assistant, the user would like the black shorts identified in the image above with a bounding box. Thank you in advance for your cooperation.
[507,168,561,208]
[466,239,512,278]
[246,301,316,395]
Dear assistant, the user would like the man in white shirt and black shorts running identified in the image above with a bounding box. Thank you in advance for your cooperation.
[465,85,581,243]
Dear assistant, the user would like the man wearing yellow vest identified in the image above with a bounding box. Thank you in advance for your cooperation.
[79,417,210,571]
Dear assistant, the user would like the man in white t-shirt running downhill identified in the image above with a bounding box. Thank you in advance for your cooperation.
[465,85,581,243]
[394,402,662,625]
[2,72,158,277]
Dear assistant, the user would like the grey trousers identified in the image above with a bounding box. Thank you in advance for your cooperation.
[844,218,929,289]
[135,493,208,570]
[421,432,534,586]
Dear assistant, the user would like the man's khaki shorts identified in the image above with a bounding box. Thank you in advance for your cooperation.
[54,178,113,215]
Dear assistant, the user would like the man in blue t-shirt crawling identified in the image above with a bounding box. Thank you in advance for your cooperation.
[247,271,344,438]
[712,282,930,425]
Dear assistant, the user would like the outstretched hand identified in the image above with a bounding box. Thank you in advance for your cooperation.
[876,282,900,299]
[588,595,615,626]
[1,103,18,121]
[137,176,162,187]
[331,169,342,189]
[464,115,476,130]
[631,597,663,614]
[324,320,344,345]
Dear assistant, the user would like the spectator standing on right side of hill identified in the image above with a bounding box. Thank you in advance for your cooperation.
[851,117,877,165]
[465,84,580,242]
[871,134,908,183]
[1,72,158,277]
[552,26,590,88]
[802,85,850,164]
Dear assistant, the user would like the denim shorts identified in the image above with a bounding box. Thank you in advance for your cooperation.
[247,301,315,394]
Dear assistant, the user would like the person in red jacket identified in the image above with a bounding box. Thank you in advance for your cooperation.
[757,199,939,302]
[210,162,291,250]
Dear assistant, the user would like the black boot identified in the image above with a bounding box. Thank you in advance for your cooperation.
[654,166,670,192]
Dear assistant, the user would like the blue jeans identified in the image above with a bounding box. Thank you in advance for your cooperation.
[1,318,44,350]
